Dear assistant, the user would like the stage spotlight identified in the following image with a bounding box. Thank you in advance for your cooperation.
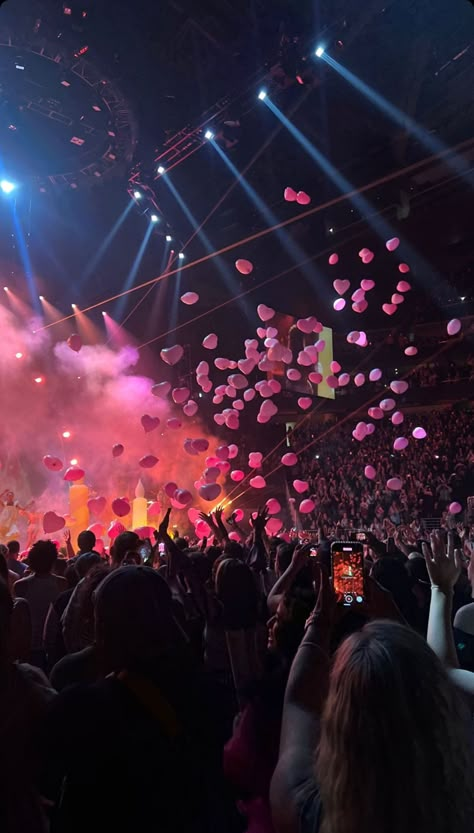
[315,46,325,58]
[204,130,214,140]
[178,252,185,260]
[70,458,78,466]
[157,165,165,175]
[62,430,71,439]
[34,376,43,384]
[0,179,16,194]
[101,311,106,316]
[258,89,267,101]
[39,295,44,300]
[133,190,142,200]
[3,287,8,291]
[15,352,23,359]
[165,234,172,242]
[150,214,159,223]
[71,303,77,308]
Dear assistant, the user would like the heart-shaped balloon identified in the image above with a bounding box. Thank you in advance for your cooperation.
[250,475,266,489]
[449,502,462,515]
[284,187,297,202]
[266,498,281,515]
[393,437,408,451]
[139,455,159,468]
[202,333,218,350]
[266,518,283,536]
[299,499,315,514]
[43,511,66,534]
[296,316,317,334]
[293,479,309,494]
[43,455,64,472]
[296,190,310,205]
[333,279,350,296]
[333,298,346,311]
[298,397,312,410]
[397,280,411,293]
[87,496,107,516]
[328,253,338,265]
[238,358,256,375]
[112,497,130,517]
[164,482,178,498]
[172,387,190,405]
[112,443,124,458]
[214,413,225,425]
[231,470,245,482]
[67,333,82,353]
[180,292,199,305]
[184,439,199,456]
[235,258,253,275]
[382,303,397,316]
[151,381,171,398]
[390,380,409,395]
[257,304,275,322]
[361,279,375,291]
[391,293,404,305]
[199,482,221,501]
[398,263,410,274]
[352,300,368,314]
[167,418,182,430]
[364,465,376,480]
[160,344,184,366]
[391,411,404,425]
[64,467,85,482]
[108,521,126,540]
[385,237,400,252]
[362,251,374,264]
[174,489,193,507]
[148,501,162,518]
[191,438,209,453]
[88,522,106,538]
[183,400,198,417]
[281,452,298,467]
[369,368,382,382]
[404,346,418,356]
[141,414,160,433]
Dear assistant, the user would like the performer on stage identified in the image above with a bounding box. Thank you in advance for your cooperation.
[0,490,24,544]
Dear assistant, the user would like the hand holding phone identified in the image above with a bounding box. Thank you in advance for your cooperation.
[330,541,365,607]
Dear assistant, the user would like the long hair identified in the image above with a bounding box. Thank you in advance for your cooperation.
[317,620,474,833]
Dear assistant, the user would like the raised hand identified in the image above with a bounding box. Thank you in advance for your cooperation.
[422,529,461,592]
[158,507,172,539]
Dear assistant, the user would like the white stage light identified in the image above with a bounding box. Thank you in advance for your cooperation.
[315,46,325,58]
[178,252,185,260]
[151,214,159,223]
[133,190,142,199]
[258,90,267,101]
[204,130,214,140]
[157,165,165,174]
[0,180,16,194]
[166,234,172,242]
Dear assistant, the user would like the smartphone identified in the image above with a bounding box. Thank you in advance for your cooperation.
[138,539,152,563]
[158,542,165,555]
[309,547,318,558]
[330,541,365,607]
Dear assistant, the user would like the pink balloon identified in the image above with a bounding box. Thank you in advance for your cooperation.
[233,508,244,523]
[183,400,198,417]
[404,346,418,356]
[215,445,229,461]
[256,327,267,339]
[141,414,160,433]
[238,357,256,375]
[202,333,218,350]
[326,375,339,389]
[366,423,375,435]
[266,518,283,535]
[382,303,397,316]
[174,489,193,507]
[108,521,125,540]
[235,258,253,275]
[257,304,275,322]
[187,507,200,524]
[204,466,220,484]
[88,522,105,538]
[358,248,370,258]
[43,511,66,534]
[328,253,339,265]
[293,479,309,494]
[249,452,263,468]
[368,407,384,420]
[308,371,323,384]
[299,499,315,514]
[195,519,211,539]
[191,439,209,454]
[391,411,404,425]
[139,455,159,469]
[67,333,82,353]
[386,237,400,252]
[352,300,368,314]
[298,397,312,411]
[43,455,64,472]
[244,388,256,402]
[330,360,341,374]
[148,501,162,518]
[216,460,230,475]
[333,298,346,311]
[151,381,171,398]
[112,444,124,458]
[167,418,182,430]
[380,398,395,411]
[284,186,297,202]
[354,373,365,387]
[393,437,408,451]
[347,331,360,344]
[449,502,462,515]
[362,251,374,264]
[160,344,184,366]
[356,331,368,347]
[228,374,248,390]
[397,280,411,293]
[412,426,427,440]
[297,316,318,334]
[225,412,239,430]
[361,279,375,291]
[364,465,376,480]
[333,279,350,296]
[390,380,409,395]
[368,368,382,383]
[231,469,245,482]
[87,497,106,516]
[228,444,238,459]
[351,288,365,303]
[164,482,178,499]
[287,368,301,381]
[391,293,404,305]
[199,482,221,501]
[398,263,410,274]
[387,477,403,491]
[64,466,85,482]
[266,498,281,515]
[180,291,199,305]
[447,319,461,336]
[250,475,266,489]
[338,372,350,386]
[281,452,298,467]
[296,190,311,205]
[112,497,130,517]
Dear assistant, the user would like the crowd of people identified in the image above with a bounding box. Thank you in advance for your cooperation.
[1,484,474,833]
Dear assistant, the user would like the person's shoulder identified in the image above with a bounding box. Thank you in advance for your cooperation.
[454,603,474,636]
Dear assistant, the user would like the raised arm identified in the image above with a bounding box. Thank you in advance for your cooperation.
[267,543,310,614]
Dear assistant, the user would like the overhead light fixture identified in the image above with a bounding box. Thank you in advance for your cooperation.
[101,311,106,316]
[178,252,185,260]
[166,234,172,242]
[157,165,165,174]
[71,303,77,308]
[3,287,8,291]
[133,190,142,200]
[257,89,267,101]
[315,46,325,58]
[150,214,159,223]
[204,130,214,140]
[0,180,16,194]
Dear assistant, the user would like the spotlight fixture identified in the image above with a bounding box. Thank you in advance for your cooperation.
[62,431,71,439]
[166,234,172,242]
[150,214,159,223]
[101,311,106,316]
[0,179,16,194]
[204,130,214,140]
[71,303,77,308]
[133,190,142,200]
[39,295,44,300]
[157,165,165,174]
[34,376,43,384]
[70,458,78,466]
[328,226,335,233]
[178,252,185,260]
[257,89,267,101]
[315,46,325,58]
[3,287,8,291]
[15,352,23,359]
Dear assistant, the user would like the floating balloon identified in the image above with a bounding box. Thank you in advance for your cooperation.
[447,318,461,336]
[108,521,126,540]
[43,511,66,534]
[112,497,130,517]
[174,489,193,507]
[141,414,160,433]
[391,411,404,425]
[257,304,275,322]
[228,444,239,459]
[235,258,253,275]
[139,455,159,469]
[183,400,198,417]
[148,501,162,518]
[228,374,248,390]
[202,333,218,350]
[352,300,368,314]
[167,418,182,430]
[382,303,397,316]
[346,331,360,344]
[195,519,211,539]
[297,316,318,334]
[330,360,341,374]
[368,407,384,420]
[361,279,375,291]
[281,452,298,467]
[165,482,178,498]
[354,373,365,387]
[112,443,124,458]
[250,475,266,489]
[296,190,310,205]
[333,279,350,296]
[231,469,245,482]
[361,251,374,264]
[88,522,105,538]
[249,452,263,468]
[180,291,199,305]
[412,426,427,440]
[366,423,375,435]
[364,465,376,480]
[338,372,350,386]
[326,375,339,389]
[244,388,256,402]
[298,397,312,410]
[43,455,63,472]
[266,518,283,535]
[390,380,409,395]
[351,288,365,304]
[356,331,368,347]
[233,508,244,523]
[380,398,395,411]
[151,381,171,398]
[287,368,301,381]
[299,499,315,514]
[398,263,410,274]
[87,497,106,516]
[393,437,409,451]
[225,411,240,430]
[308,371,323,384]
[333,298,346,311]
[404,346,418,356]
[449,502,462,515]
[293,479,309,494]
[238,357,256,375]
[160,344,184,366]
[204,466,220,484]
[284,186,297,202]
[191,439,209,454]
[386,237,400,252]
[184,439,199,456]
[64,467,85,482]
[387,477,403,491]
[328,253,339,265]
[391,294,404,305]
[67,333,82,353]
[266,498,281,515]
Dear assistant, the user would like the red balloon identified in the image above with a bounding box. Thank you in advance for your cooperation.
[112,497,130,517]
[43,455,63,472]
[64,466,85,482]
[112,444,124,458]
[67,333,82,353]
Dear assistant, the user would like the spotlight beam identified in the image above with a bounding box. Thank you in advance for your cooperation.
[35,138,474,331]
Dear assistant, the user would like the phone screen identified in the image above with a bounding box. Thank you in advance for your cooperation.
[331,542,365,606]
[138,541,152,563]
